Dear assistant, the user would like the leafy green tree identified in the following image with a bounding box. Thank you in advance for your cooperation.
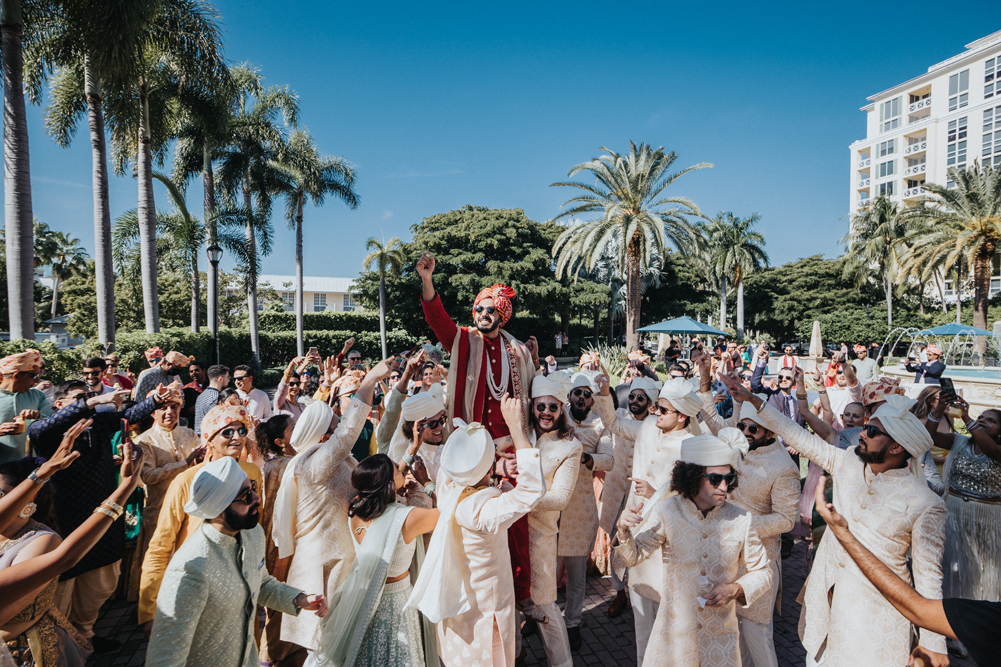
[698,211,769,337]
[362,237,405,358]
[550,141,710,350]
[45,231,88,318]
[841,196,910,327]
[271,129,358,355]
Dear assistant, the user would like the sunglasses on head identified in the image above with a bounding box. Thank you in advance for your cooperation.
[232,486,255,506]
[571,388,592,399]
[737,422,761,435]
[650,403,679,416]
[474,305,497,315]
[864,424,891,439]
[705,472,738,488]
[534,401,561,414]
[218,426,249,439]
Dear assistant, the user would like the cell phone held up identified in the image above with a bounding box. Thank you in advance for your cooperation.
[938,377,963,418]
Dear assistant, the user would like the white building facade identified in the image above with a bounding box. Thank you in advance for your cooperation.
[245,275,360,312]
[849,30,1001,298]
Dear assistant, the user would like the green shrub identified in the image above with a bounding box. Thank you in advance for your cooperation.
[257,311,381,334]
[0,339,98,384]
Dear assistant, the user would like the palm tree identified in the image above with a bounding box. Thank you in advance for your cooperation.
[216,64,298,366]
[103,0,225,333]
[699,212,769,338]
[153,172,206,331]
[841,196,910,326]
[271,129,359,355]
[46,232,89,318]
[550,141,710,350]
[903,162,1001,346]
[362,237,405,358]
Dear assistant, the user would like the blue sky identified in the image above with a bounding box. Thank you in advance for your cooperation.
[11,1,1001,279]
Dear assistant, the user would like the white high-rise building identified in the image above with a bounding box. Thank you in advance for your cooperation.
[849,30,1001,298]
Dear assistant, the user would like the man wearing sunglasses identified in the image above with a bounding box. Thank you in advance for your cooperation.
[594,373,705,666]
[750,346,805,429]
[0,349,53,464]
[147,457,327,667]
[722,376,949,667]
[138,403,263,634]
[81,357,120,413]
[134,350,188,403]
[614,429,772,667]
[233,365,273,423]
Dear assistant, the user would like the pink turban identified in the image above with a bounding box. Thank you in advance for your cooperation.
[333,370,366,396]
[200,404,254,444]
[164,351,192,367]
[144,347,164,361]
[0,350,42,375]
[472,284,516,325]
[149,381,184,405]
[579,351,601,370]
[628,350,652,366]
[862,376,905,406]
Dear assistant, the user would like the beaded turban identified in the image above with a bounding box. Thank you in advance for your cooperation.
[473,284,516,325]
[0,349,42,375]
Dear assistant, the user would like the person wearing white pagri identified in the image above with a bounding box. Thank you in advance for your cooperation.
[613,432,772,667]
[722,374,948,667]
[383,384,447,478]
[407,405,546,667]
[594,373,702,665]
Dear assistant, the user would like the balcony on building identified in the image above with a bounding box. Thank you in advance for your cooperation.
[904,132,928,156]
[904,156,927,177]
[903,178,926,199]
[858,170,871,188]
[857,150,871,169]
[907,86,932,123]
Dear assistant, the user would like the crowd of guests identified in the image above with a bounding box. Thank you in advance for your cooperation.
[0,255,999,667]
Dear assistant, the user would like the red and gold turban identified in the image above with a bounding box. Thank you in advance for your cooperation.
[333,370,366,396]
[149,381,184,405]
[472,284,516,325]
[200,403,254,444]
[145,347,165,361]
[0,349,42,375]
[579,351,601,371]
[862,376,905,406]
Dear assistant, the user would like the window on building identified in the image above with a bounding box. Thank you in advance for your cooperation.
[949,69,969,111]
[859,191,869,202]
[947,117,968,169]
[878,139,896,157]
[880,97,901,132]
[879,160,895,178]
[342,293,356,312]
[984,106,1001,163]
[879,182,895,196]
[313,293,327,312]
[987,58,997,99]
[282,291,294,304]
[944,280,954,297]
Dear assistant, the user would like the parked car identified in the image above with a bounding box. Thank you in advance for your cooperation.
[778,340,808,356]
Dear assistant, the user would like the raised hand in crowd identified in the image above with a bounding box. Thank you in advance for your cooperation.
[616,501,645,539]
[627,477,656,500]
[526,335,540,368]
[86,387,131,410]
[594,373,611,397]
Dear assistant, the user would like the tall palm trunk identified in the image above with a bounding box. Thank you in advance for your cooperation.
[719,276,727,330]
[2,1,34,340]
[378,270,387,359]
[606,303,614,345]
[624,233,642,351]
[934,269,948,313]
[49,274,60,318]
[85,62,114,349]
[736,280,745,339]
[204,141,217,337]
[136,94,159,332]
[593,305,600,347]
[295,193,304,357]
[884,275,893,326]
[974,251,993,353]
[243,182,260,366]
[190,251,200,332]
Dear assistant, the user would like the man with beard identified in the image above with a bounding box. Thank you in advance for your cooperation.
[416,251,544,621]
[81,357,119,411]
[559,372,613,648]
[134,350,189,402]
[722,376,948,667]
[600,376,660,618]
[147,457,327,667]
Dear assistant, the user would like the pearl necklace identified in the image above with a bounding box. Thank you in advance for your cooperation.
[485,336,511,401]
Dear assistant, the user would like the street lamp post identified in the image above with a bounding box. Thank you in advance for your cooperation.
[207,245,223,365]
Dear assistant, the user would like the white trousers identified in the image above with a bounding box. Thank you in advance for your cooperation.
[738,615,779,667]
[609,494,629,592]
[558,556,588,629]
[536,602,573,667]
[630,589,659,666]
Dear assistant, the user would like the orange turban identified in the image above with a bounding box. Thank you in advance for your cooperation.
[628,350,652,366]
[579,351,601,371]
[0,349,42,375]
[145,347,164,361]
[164,351,192,367]
[333,370,366,396]
[473,284,516,325]
[149,381,184,405]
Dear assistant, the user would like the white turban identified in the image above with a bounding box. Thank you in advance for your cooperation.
[658,377,703,434]
[738,394,770,428]
[184,457,248,520]
[571,371,598,393]
[872,395,933,458]
[274,400,336,558]
[628,377,662,403]
[440,419,495,486]
[388,385,446,462]
[532,370,573,404]
[680,431,748,467]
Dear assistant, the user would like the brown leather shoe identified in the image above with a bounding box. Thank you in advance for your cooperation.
[607,590,627,618]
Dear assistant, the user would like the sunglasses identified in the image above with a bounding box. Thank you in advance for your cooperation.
[705,472,738,488]
[474,305,497,315]
[650,404,679,416]
[232,486,255,506]
[82,370,102,376]
[777,375,795,381]
[864,425,891,440]
[218,426,249,439]
[571,388,592,399]
[737,422,761,435]
[288,381,300,387]
[233,375,251,381]
[420,416,444,430]
[628,392,649,402]
[149,358,163,364]
[534,401,561,413]
[68,392,94,401]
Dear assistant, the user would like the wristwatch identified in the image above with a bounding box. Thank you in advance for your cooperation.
[27,468,48,485]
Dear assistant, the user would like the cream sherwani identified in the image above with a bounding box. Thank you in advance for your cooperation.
[439,448,547,667]
[598,407,639,535]
[136,424,200,554]
[757,403,948,665]
[280,396,369,650]
[559,410,613,557]
[614,495,772,667]
[595,395,690,602]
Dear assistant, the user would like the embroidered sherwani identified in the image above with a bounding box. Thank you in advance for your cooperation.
[598,407,640,535]
[613,495,772,667]
[439,448,547,667]
[757,403,948,665]
[147,523,302,667]
[596,395,690,602]
[280,396,369,650]
[558,410,613,557]
[135,424,200,562]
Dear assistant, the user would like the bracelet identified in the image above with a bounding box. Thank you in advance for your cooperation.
[796,393,808,401]
[927,414,942,423]
[402,453,415,467]
[966,419,978,430]
[817,390,827,395]
[101,500,124,514]
[27,468,48,485]
[93,507,121,520]
[424,482,436,497]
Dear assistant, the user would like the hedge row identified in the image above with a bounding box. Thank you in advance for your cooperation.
[257,311,381,334]
[0,339,98,384]
[113,327,420,376]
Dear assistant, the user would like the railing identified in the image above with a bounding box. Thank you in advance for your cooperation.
[904,163,927,176]
[909,98,931,112]
[858,178,870,187]
[858,158,870,168]
[904,186,926,197]
[905,141,928,154]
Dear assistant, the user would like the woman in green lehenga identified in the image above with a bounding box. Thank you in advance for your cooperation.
[312,453,440,667]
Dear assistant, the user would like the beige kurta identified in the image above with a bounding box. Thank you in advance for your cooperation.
[757,402,948,664]
[527,432,582,605]
[439,448,547,667]
[280,396,369,650]
[614,495,772,667]
[136,424,200,559]
[558,410,613,557]
[596,395,691,601]
[598,407,640,535]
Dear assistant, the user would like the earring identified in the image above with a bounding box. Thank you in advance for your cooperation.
[19,502,36,520]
